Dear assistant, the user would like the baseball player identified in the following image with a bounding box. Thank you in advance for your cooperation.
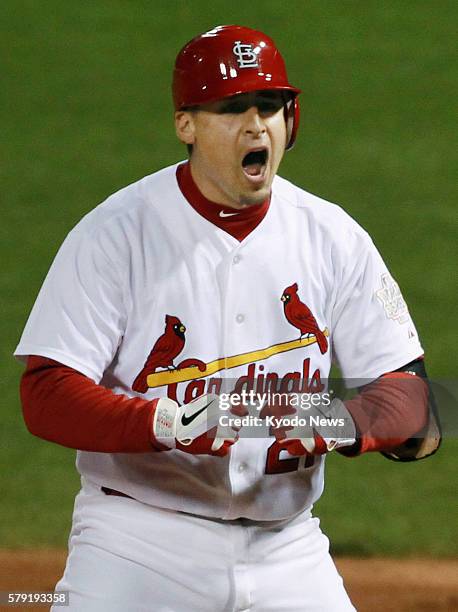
[16,25,440,611]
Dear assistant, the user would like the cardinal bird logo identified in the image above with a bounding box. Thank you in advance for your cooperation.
[281,283,328,354]
[132,315,186,393]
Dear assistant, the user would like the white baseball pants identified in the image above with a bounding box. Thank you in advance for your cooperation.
[52,479,355,611]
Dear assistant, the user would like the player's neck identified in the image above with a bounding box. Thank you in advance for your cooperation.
[188,159,269,211]
[176,162,270,242]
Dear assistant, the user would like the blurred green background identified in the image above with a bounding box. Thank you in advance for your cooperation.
[1,1,456,554]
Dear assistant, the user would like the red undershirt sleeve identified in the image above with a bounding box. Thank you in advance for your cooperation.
[20,357,429,456]
[341,372,429,455]
[20,356,165,453]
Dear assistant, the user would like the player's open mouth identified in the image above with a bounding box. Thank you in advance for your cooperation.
[242,148,268,183]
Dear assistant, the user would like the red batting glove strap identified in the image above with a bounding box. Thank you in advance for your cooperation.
[279,432,328,456]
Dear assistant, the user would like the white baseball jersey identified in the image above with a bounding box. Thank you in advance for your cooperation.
[15,162,423,520]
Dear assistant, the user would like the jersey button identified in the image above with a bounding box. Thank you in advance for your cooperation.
[236,314,245,323]
[238,463,247,473]
[233,254,242,264]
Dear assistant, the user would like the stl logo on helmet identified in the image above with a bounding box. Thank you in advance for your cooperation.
[232,41,259,68]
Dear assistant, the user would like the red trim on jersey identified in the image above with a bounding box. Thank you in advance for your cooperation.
[176,162,270,241]
[341,372,429,455]
[20,356,166,453]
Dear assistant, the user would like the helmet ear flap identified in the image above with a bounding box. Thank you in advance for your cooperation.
[284,96,300,151]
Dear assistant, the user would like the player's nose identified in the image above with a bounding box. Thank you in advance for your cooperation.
[243,106,266,138]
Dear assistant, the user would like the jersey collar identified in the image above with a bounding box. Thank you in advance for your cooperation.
[176,162,270,242]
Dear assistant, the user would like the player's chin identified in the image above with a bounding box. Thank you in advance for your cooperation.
[239,190,269,207]
[239,176,272,206]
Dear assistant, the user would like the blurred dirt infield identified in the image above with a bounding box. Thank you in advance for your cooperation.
[0,551,457,611]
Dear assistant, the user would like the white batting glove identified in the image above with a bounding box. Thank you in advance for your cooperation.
[273,398,357,456]
[152,394,239,457]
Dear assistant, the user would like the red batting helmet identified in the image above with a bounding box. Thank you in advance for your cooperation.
[172,25,301,150]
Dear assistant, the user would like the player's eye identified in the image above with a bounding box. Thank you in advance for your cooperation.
[220,100,250,114]
[257,99,284,114]
[217,94,284,115]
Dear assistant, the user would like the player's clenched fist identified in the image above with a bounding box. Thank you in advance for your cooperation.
[273,398,357,456]
[151,394,239,456]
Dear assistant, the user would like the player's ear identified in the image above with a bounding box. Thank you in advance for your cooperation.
[175,110,196,145]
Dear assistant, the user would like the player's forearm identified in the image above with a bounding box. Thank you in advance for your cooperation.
[20,356,163,452]
[341,372,429,455]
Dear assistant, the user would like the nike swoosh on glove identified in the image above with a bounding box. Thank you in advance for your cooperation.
[273,398,357,456]
[151,394,239,457]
